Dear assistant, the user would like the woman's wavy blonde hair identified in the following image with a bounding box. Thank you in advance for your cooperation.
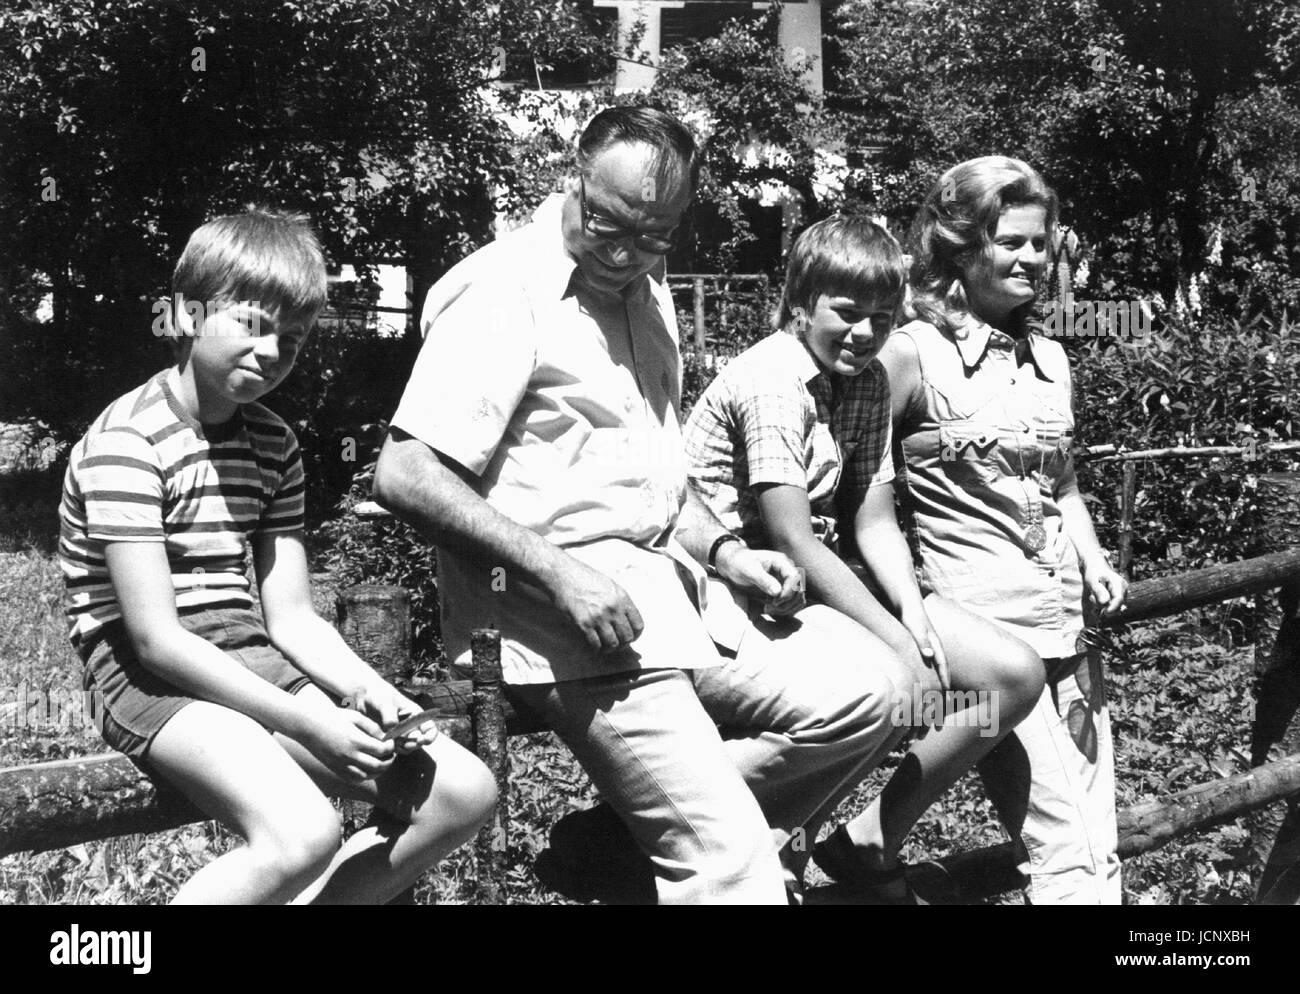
[908,156,1058,336]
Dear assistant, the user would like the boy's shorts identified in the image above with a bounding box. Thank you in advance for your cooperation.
[81,605,313,766]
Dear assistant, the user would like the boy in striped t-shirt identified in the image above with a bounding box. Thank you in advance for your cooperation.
[58,208,496,904]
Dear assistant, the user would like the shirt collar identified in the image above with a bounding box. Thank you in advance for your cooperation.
[769,330,828,388]
[527,194,664,302]
[952,314,1054,382]
[774,330,860,410]
[528,194,582,300]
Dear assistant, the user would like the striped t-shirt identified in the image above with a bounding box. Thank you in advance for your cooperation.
[58,371,305,650]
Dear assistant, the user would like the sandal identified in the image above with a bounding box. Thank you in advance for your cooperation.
[812,825,927,905]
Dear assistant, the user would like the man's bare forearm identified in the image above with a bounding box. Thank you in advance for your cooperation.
[675,484,735,565]
[373,430,570,592]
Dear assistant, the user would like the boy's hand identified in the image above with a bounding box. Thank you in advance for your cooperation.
[715,545,806,618]
[343,680,437,754]
[298,701,395,783]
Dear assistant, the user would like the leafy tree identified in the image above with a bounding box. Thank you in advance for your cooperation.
[830,0,1300,311]
[0,0,600,437]
[650,8,828,272]
[493,8,830,275]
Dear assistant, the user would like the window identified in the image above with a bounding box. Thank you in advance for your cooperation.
[660,3,774,52]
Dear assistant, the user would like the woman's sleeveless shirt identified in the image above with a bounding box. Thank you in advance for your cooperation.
[888,318,1085,658]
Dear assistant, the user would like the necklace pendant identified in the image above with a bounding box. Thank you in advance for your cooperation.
[1024,523,1048,552]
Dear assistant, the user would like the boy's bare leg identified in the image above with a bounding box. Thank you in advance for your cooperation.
[146,700,343,905]
[836,596,1044,870]
[282,686,498,905]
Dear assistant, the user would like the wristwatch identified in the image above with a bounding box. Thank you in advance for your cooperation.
[708,532,744,570]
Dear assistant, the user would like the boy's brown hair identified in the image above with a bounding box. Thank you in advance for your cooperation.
[777,215,908,330]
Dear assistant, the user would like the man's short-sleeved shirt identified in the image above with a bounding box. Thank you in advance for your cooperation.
[58,371,305,651]
[684,330,895,547]
[391,196,728,684]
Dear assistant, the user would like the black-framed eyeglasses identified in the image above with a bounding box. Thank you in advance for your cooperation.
[579,175,680,255]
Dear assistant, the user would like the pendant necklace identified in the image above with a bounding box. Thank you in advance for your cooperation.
[998,343,1048,553]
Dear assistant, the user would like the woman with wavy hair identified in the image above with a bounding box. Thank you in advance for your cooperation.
[863,156,1129,903]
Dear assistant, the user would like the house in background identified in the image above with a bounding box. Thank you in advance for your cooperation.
[498,1,866,271]
[596,0,824,94]
[346,1,877,333]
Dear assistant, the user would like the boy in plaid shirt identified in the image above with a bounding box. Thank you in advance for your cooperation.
[684,217,1044,901]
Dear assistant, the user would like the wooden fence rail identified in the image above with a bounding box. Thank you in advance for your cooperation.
[5,543,1300,901]
[7,459,1300,901]
[665,273,767,353]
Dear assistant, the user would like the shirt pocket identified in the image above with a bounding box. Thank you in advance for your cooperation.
[928,376,1004,422]
[1033,393,1075,486]
[938,420,1002,487]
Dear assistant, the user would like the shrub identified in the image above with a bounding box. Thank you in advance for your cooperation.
[1070,307,1300,580]
[272,320,416,529]
[677,277,778,413]
[317,461,444,671]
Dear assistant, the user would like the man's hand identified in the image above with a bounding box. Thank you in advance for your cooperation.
[1083,553,1129,619]
[714,543,806,618]
[550,556,646,653]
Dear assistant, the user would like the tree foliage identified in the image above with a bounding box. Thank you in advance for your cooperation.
[0,0,600,435]
[831,0,1300,314]
[650,9,826,270]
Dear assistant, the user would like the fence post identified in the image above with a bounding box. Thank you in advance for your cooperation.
[1118,460,1136,580]
[692,277,707,353]
[336,584,411,684]
[336,583,417,902]
[719,278,730,338]
[471,628,510,905]
[1250,472,1300,902]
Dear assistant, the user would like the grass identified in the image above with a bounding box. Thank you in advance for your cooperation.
[0,534,1261,905]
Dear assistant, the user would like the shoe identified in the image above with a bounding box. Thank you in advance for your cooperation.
[812,825,926,905]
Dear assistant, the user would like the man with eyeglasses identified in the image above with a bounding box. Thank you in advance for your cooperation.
[374,106,905,904]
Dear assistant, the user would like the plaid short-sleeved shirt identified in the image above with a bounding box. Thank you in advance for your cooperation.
[684,331,894,547]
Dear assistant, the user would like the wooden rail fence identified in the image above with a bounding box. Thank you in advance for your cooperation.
[5,460,1300,903]
[5,538,1300,902]
[666,273,767,353]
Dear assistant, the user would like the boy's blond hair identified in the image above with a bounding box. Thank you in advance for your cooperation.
[908,156,1058,337]
[163,207,328,342]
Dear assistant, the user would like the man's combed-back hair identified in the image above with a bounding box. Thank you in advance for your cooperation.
[777,215,908,330]
[908,156,1058,336]
[576,106,701,194]
[171,206,328,324]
